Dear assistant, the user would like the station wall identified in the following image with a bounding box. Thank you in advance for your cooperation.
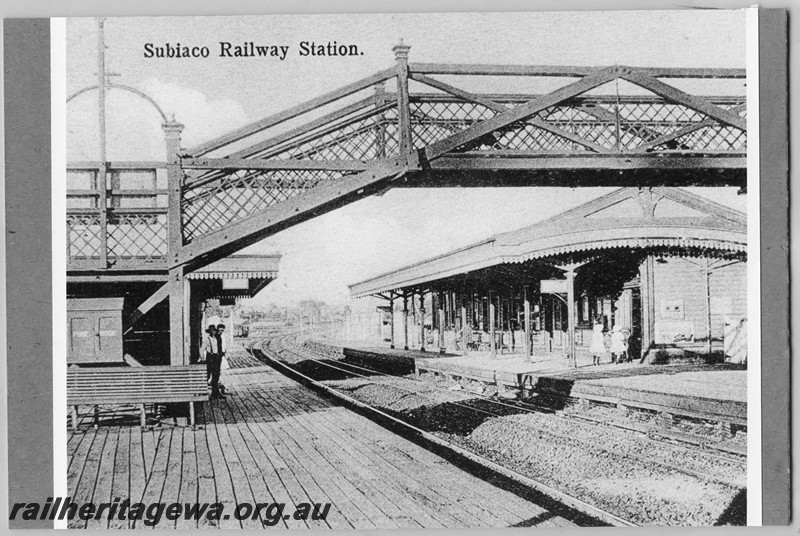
[651,255,747,349]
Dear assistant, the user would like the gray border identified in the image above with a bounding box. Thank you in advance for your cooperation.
[1,4,792,529]
[4,18,53,530]
[760,8,791,526]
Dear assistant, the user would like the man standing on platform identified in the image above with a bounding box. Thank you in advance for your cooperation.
[202,324,225,399]
[215,323,228,395]
[202,325,216,382]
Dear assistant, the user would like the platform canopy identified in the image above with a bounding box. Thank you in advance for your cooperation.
[349,187,746,298]
[188,254,281,301]
[188,254,280,280]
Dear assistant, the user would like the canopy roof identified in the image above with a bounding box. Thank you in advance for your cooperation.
[187,254,281,280]
[349,187,746,298]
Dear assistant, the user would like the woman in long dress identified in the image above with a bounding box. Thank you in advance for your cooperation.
[590,316,606,365]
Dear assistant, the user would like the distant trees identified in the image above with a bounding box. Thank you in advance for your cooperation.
[235,300,352,326]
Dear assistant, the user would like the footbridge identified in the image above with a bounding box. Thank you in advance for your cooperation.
[67,43,746,365]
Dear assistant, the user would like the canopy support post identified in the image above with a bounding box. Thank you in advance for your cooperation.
[438,291,446,354]
[389,294,395,349]
[704,258,713,356]
[524,287,531,359]
[489,290,496,358]
[402,295,409,350]
[566,269,577,368]
[419,293,426,352]
[461,294,468,354]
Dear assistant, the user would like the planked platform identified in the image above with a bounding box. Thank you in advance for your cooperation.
[67,348,575,529]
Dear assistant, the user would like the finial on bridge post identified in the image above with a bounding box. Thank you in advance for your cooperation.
[162,116,185,162]
[392,39,411,62]
[393,40,412,155]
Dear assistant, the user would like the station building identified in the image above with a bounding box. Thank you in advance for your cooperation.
[349,187,747,365]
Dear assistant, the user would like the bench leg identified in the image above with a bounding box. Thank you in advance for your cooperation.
[93,405,99,429]
[189,402,195,429]
[71,406,78,432]
[140,404,146,429]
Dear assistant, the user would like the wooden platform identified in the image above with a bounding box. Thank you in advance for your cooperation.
[67,349,575,529]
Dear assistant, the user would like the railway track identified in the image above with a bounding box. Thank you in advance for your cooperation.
[256,335,746,472]
[244,333,747,526]
[247,335,634,527]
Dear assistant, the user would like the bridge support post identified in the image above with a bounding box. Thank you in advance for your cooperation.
[168,267,187,366]
[164,118,186,367]
[183,276,192,363]
[163,118,184,260]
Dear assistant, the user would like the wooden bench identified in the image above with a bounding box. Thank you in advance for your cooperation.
[67,365,208,430]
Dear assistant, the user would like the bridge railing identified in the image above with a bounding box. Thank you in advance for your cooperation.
[177,73,401,245]
[67,162,169,269]
[405,93,746,155]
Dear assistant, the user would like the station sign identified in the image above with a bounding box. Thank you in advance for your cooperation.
[540,279,568,294]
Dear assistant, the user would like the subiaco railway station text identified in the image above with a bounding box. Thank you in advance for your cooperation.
[143,41,363,60]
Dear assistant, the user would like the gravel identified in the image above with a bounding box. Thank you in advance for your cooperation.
[268,339,746,526]
[502,413,745,487]
[323,374,746,526]
[452,417,742,526]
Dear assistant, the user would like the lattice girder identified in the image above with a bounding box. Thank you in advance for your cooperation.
[265,108,400,162]
[404,97,746,154]
[181,168,349,241]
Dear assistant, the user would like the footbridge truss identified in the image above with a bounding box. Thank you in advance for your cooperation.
[67,43,746,364]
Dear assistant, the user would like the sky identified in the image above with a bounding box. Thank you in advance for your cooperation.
[65,10,747,307]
